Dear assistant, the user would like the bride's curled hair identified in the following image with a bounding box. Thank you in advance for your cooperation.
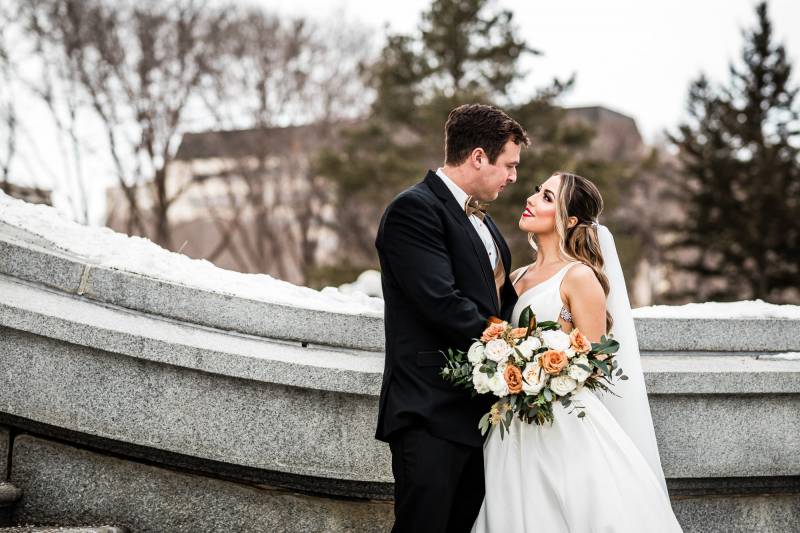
[528,171,613,332]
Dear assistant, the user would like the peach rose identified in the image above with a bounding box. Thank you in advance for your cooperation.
[570,329,592,354]
[504,365,524,394]
[509,327,528,339]
[540,349,568,375]
[481,322,507,343]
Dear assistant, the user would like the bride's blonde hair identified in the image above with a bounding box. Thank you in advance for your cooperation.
[528,171,613,332]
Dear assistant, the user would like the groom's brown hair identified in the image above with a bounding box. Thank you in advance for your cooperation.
[444,104,529,165]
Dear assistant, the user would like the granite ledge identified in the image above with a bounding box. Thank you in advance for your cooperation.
[0,275,383,396]
[3,223,799,354]
[2,273,798,400]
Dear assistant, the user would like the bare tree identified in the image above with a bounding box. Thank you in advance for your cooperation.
[192,8,372,282]
[10,0,372,283]
[0,0,17,192]
[19,0,235,246]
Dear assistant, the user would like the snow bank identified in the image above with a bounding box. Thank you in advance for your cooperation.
[758,352,800,360]
[633,300,800,320]
[3,190,797,321]
[339,270,383,298]
[0,191,384,316]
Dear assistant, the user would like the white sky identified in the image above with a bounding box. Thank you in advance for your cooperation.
[6,0,799,222]
[262,0,800,143]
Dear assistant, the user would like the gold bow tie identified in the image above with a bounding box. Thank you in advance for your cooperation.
[464,196,488,221]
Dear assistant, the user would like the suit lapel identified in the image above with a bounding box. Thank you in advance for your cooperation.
[423,171,498,312]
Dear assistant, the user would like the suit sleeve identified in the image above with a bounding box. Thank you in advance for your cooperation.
[379,193,487,346]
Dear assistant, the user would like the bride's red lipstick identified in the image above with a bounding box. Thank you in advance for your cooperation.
[522,208,534,218]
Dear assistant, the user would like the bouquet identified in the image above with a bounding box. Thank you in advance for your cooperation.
[440,306,625,438]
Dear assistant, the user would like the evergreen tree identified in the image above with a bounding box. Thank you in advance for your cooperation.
[667,1,799,302]
[314,0,637,285]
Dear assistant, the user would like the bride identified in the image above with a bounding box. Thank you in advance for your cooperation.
[472,172,683,532]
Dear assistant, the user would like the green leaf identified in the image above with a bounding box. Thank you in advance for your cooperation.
[478,412,491,436]
[543,388,553,402]
[518,305,533,329]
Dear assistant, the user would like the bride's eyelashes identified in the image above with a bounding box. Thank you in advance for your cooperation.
[534,184,553,202]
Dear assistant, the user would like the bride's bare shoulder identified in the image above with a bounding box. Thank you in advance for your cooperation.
[562,262,604,297]
[562,263,603,292]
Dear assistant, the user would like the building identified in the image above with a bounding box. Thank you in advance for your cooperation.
[106,123,340,285]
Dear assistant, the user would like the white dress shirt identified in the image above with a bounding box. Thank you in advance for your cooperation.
[435,168,498,269]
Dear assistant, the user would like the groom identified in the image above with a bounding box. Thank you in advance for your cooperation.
[375,104,529,532]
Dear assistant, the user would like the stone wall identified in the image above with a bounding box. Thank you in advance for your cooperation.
[0,219,798,531]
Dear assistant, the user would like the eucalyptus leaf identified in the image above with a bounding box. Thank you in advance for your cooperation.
[479,412,491,435]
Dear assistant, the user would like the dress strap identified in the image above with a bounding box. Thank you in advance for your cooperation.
[558,261,583,279]
[557,261,583,323]
[511,265,530,286]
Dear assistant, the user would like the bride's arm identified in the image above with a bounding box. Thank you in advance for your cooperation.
[562,264,607,343]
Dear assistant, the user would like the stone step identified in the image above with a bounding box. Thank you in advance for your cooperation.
[0,527,128,532]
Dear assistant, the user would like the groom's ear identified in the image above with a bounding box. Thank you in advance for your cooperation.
[470,147,486,168]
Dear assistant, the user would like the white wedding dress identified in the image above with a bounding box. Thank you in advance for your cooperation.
[471,261,683,533]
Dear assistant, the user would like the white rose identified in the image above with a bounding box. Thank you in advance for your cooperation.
[549,375,578,396]
[521,361,547,395]
[472,365,492,394]
[565,347,577,359]
[516,337,541,360]
[487,370,509,397]
[484,339,513,363]
[467,341,485,364]
[567,356,592,383]
[541,330,571,351]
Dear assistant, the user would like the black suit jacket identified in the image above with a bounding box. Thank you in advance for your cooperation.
[375,170,519,447]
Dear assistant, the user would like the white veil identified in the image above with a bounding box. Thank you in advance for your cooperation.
[596,224,668,495]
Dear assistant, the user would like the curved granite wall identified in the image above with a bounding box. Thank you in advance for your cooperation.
[0,218,798,532]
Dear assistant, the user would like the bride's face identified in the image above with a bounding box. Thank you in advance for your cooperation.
[519,174,560,234]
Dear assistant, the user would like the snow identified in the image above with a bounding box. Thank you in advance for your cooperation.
[758,352,800,361]
[3,190,798,321]
[633,300,800,320]
[338,270,383,298]
[0,191,384,316]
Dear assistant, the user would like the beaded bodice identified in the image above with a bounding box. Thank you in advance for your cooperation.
[510,262,581,327]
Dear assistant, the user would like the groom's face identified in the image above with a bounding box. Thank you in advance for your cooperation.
[476,139,521,201]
